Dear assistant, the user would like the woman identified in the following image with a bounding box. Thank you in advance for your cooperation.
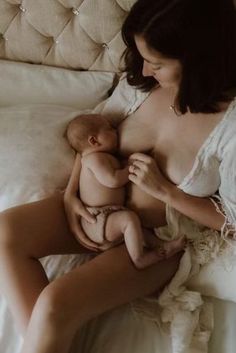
[0,0,236,352]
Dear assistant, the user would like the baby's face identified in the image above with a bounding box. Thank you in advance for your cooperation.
[98,119,118,151]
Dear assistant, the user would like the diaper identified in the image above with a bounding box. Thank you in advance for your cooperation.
[80,205,126,250]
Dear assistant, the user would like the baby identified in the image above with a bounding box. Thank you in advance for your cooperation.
[66,114,184,269]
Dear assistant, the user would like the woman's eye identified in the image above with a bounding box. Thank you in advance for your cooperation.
[153,66,161,71]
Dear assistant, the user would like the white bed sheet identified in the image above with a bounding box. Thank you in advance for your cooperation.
[0,254,236,353]
[0,61,236,353]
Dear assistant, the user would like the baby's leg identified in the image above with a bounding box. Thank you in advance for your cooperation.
[105,210,145,265]
[106,211,184,269]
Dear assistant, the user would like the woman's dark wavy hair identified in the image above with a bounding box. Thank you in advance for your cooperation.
[122,0,236,114]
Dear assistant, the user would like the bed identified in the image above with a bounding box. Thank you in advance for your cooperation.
[0,1,236,352]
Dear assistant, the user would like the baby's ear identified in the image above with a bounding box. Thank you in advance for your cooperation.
[88,135,99,146]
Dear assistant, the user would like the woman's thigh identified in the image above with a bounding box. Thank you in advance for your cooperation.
[42,244,182,325]
[0,192,90,258]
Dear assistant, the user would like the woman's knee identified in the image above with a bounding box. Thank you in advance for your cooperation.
[33,283,80,332]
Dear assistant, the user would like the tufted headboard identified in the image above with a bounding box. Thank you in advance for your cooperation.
[0,0,136,72]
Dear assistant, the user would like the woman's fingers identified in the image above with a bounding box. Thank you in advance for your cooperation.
[72,219,100,252]
[129,160,147,174]
[128,173,135,181]
[75,204,102,250]
[78,205,96,224]
[64,196,99,251]
[129,153,152,164]
[71,197,95,223]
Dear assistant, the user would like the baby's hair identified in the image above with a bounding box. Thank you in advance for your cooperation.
[66,114,106,152]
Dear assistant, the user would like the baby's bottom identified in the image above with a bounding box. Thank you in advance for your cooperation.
[106,210,185,269]
[80,205,126,251]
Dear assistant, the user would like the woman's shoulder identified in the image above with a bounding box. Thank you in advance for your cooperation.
[218,97,236,185]
[209,98,236,236]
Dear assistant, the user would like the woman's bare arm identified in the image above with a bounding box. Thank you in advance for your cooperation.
[64,153,81,196]
[129,152,224,231]
[164,186,224,230]
[64,153,100,250]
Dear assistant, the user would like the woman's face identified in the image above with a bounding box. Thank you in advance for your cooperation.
[134,35,182,90]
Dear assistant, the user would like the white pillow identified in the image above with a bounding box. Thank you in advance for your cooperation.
[187,253,236,303]
[0,104,84,211]
[0,60,115,108]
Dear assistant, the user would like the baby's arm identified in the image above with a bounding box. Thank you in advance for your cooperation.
[86,153,129,188]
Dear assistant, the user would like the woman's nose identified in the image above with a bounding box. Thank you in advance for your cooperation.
[142,60,153,77]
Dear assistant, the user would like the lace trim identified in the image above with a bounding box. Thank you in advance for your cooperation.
[209,194,236,270]
[188,228,226,266]
[209,195,236,245]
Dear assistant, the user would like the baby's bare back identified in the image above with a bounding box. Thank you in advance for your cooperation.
[79,152,126,207]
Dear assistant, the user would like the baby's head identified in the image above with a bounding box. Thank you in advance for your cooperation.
[66,114,118,154]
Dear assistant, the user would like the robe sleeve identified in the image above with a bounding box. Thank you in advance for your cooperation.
[210,141,236,244]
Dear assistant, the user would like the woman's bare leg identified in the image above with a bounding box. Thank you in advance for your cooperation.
[0,192,182,353]
[0,192,89,334]
[21,245,182,353]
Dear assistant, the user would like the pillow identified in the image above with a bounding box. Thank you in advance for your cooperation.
[187,252,236,303]
[0,104,85,211]
[0,60,115,108]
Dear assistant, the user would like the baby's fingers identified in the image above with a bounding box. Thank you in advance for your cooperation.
[72,221,100,252]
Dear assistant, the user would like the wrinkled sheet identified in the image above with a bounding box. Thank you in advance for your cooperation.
[1,253,236,353]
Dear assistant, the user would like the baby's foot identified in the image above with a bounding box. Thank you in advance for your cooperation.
[158,236,186,259]
[134,236,186,269]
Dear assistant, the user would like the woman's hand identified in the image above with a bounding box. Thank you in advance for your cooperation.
[64,192,100,252]
[128,153,173,201]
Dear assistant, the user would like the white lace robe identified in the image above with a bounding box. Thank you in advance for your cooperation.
[95,76,236,353]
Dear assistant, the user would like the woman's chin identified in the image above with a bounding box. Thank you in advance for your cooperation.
[159,81,172,88]
[157,81,168,88]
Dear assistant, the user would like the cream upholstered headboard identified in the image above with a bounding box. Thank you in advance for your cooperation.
[0,0,136,72]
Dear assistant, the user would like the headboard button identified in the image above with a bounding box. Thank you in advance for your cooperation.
[102,43,109,49]
[19,5,27,13]
[72,8,79,15]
